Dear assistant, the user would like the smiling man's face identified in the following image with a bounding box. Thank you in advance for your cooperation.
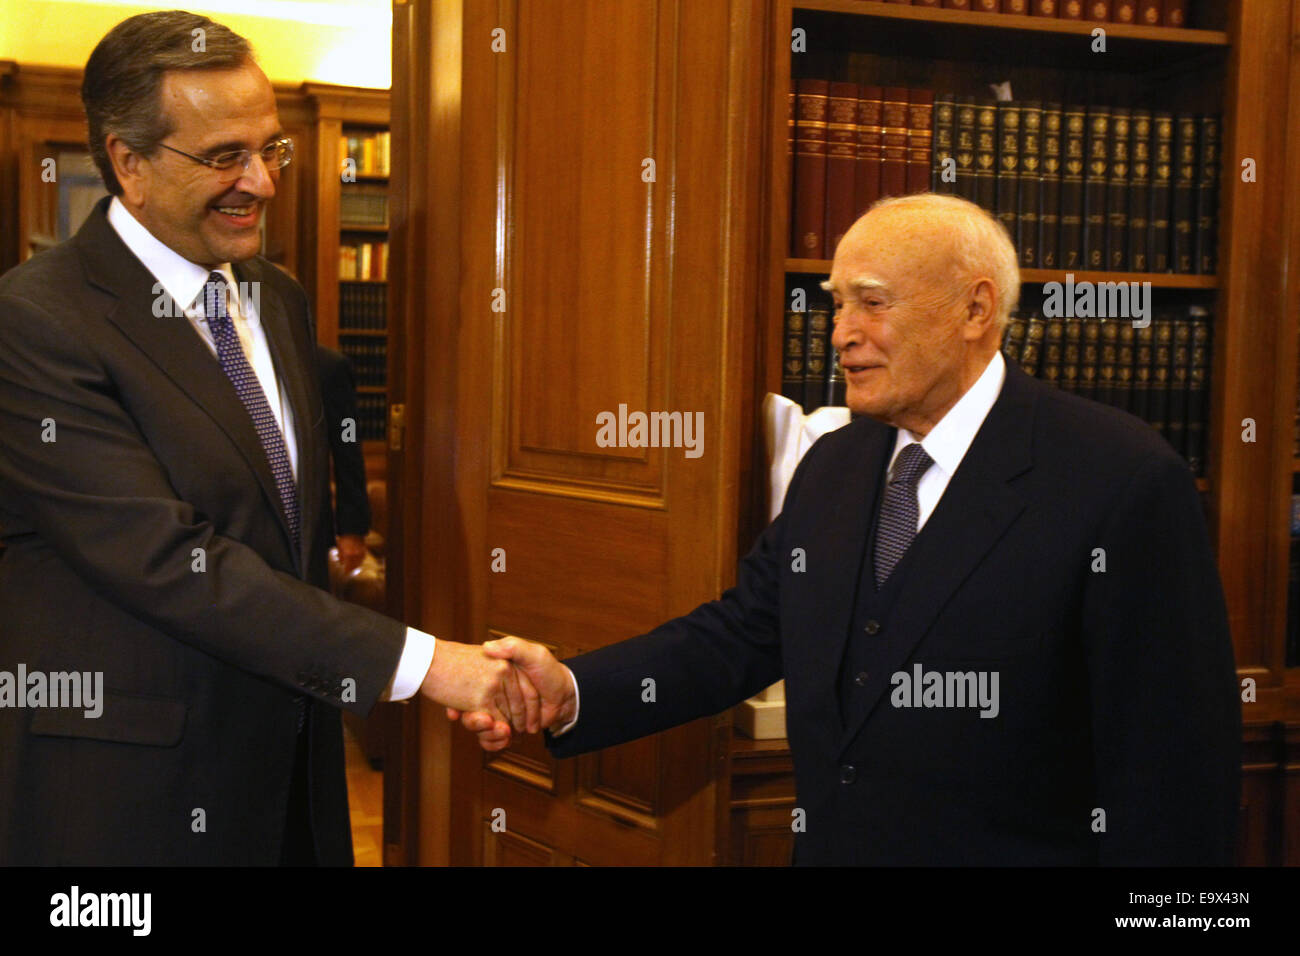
[826,206,987,436]
[113,60,281,268]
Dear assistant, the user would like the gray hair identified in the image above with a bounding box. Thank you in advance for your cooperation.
[867,193,1021,331]
[81,11,254,195]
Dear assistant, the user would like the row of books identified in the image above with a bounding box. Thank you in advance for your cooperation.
[339,282,387,331]
[1004,307,1211,474]
[338,338,388,390]
[858,0,1190,26]
[340,184,388,227]
[780,304,1211,475]
[339,241,389,281]
[351,393,388,443]
[337,131,391,178]
[781,310,846,413]
[789,82,1220,277]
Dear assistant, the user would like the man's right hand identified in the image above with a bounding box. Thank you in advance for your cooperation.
[419,639,539,733]
[445,637,577,752]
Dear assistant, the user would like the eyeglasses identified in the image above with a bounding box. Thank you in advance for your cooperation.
[156,137,295,178]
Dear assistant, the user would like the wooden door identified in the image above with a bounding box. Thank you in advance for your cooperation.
[389,0,767,865]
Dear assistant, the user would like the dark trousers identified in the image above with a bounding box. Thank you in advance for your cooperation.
[279,723,318,866]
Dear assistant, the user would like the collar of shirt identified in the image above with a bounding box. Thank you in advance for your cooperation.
[887,350,1007,482]
[106,196,247,322]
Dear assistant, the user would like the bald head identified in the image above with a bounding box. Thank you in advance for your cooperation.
[822,194,1020,435]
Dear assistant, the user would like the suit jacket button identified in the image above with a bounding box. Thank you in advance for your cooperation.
[864,620,880,635]
[840,764,856,784]
[854,671,869,687]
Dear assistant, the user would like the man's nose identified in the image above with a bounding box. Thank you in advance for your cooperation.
[831,315,857,352]
[235,152,277,198]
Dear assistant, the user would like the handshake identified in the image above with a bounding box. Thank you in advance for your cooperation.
[419,637,576,751]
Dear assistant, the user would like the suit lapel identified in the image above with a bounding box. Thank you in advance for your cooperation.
[837,362,1038,755]
[76,200,303,573]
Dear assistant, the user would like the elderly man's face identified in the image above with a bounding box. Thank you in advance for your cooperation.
[826,208,976,435]
[123,60,281,268]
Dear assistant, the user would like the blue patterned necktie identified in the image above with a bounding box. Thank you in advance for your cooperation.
[203,272,301,553]
[874,442,933,588]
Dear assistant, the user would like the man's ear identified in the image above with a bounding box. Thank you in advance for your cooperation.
[962,277,998,341]
[105,134,147,208]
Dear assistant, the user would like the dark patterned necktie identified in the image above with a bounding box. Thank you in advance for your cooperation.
[874,442,933,587]
[204,272,300,552]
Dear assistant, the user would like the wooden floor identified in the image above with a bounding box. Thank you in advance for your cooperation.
[343,722,384,867]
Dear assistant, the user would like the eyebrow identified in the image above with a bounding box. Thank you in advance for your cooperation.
[201,131,287,156]
[820,276,889,294]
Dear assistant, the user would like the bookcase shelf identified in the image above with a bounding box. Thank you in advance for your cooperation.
[793,0,1229,45]
[302,83,391,477]
[787,257,1217,288]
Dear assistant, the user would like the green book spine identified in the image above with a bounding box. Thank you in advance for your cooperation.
[1106,107,1131,271]
[1194,115,1220,275]
[1060,106,1086,270]
[1083,105,1110,270]
[1018,101,1043,269]
[1172,113,1198,274]
[803,309,830,412]
[974,99,998,214]
[1040,104,1063,269]
[782,310,807,404]
[1149,112,1174,272]
[1128,110,1152,272]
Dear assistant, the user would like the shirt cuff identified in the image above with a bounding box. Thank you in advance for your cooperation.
[383,628,438,701]
[549,666,581,736]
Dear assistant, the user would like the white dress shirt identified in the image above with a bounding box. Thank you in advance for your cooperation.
[106,197,435,701]
[886,350,1007,531]
[556,349,1007,738]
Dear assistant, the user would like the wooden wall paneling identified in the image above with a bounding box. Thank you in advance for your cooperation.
[1211,0,1294,721]
[388,0,465,867]
[404,0,767,866]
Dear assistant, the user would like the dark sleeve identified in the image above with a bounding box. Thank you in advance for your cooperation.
[545,438,831,758]
[316,346,371,537]
[1082,452,1240,864]
[0,294,404,713]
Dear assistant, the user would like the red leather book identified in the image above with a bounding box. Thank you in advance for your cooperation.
[906,88,935,195]
[974,0,1000,12]
[824,82,860,256]
[793,79,829,259]
[1085,0,1111,21]
[1163,0,1186,26]
[1113,0,1137,22]
[787,88,796,256]
[855,86,884,218]
[1060,0,1084,18]
[1138,0,1162,25]
[1032,0,1059,15]
[880,87,910,199]
[942,0,972,9]
[1004,0,1030,13]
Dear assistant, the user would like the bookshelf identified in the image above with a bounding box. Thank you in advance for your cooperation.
[739,0,1298,866]
[303,84,392,482]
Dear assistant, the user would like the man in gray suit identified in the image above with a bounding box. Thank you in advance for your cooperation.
[0,11,538,865]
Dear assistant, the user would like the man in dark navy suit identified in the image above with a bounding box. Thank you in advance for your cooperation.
[453,193,1240,865]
